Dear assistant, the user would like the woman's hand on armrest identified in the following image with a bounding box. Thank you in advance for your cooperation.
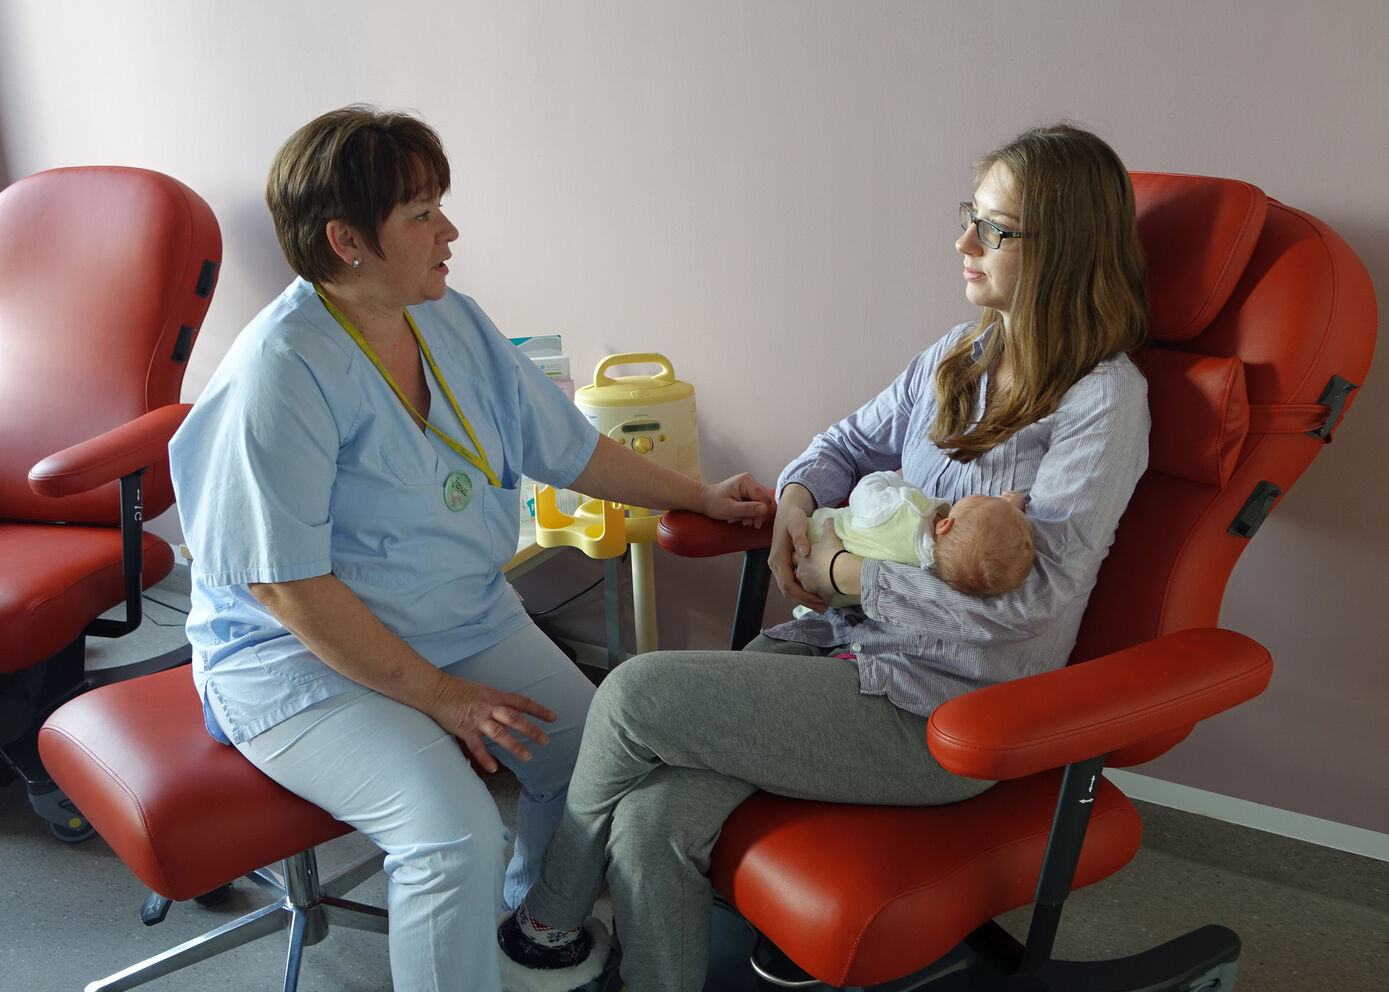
[569,435,773,525]
[696,471,775,526]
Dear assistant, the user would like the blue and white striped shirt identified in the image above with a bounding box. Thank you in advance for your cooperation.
[767,322,1149,718]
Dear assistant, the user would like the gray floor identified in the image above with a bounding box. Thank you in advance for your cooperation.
[2,574,1386,990]
[4,775,1387,992]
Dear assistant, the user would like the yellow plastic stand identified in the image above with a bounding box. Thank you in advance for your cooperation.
[533,485,660,655]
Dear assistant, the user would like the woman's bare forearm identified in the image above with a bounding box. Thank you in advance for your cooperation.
[249,573,449,710]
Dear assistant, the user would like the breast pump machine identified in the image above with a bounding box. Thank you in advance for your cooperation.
[532,353,700,655]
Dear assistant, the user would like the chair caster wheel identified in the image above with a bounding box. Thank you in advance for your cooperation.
[28,780,94,842]
[47,816,95,843]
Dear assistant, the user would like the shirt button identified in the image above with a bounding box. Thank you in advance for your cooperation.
[851,643,862,653]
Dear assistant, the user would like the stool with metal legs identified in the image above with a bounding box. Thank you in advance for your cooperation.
[91,847,386,992]
[38,664,390,992]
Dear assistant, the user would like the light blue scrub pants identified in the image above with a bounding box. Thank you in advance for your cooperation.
[231,623,595,992]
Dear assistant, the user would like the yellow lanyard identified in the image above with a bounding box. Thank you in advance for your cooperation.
[315,287,501,488]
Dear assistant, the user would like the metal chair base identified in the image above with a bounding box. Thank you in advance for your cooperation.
[711,902,1240,992]
[87,847,387,992]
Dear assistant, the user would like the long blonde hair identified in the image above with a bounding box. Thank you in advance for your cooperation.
[930,124,1148,462]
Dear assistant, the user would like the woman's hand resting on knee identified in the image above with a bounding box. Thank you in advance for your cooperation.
[425,672,557,774]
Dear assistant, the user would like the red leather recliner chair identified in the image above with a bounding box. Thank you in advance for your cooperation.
[656,173,1377,990]
[0,166,220,841]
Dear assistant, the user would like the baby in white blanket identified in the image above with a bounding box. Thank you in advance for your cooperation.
[808,471,1034,607]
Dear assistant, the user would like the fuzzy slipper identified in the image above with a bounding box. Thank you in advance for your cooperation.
[498,910,611,992]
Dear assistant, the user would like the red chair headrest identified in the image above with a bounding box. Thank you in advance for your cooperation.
[1131,172,1267,342]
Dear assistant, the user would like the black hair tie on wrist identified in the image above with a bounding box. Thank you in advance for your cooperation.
[829,549,851,596]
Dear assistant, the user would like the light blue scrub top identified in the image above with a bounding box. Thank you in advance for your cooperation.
[169,278,598,744]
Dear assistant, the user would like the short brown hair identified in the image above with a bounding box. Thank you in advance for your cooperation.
[266,105,451,284]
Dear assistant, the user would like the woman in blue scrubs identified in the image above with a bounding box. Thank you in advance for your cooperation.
[168,105,772,992]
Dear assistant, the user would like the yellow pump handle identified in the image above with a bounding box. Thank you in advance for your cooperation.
[592,352,675,389]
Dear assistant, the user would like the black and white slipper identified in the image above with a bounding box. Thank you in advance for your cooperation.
[498,910,611,992]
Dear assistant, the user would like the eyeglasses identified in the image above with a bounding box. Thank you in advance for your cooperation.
[959,202,1026,250]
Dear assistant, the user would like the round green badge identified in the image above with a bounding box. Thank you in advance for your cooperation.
[443,470,473,511]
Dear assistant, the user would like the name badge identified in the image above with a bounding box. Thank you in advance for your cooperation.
[443,470,473,511]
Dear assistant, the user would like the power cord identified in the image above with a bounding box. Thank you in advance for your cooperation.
[525,550,628,618]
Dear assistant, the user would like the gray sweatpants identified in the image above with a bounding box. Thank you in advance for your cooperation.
[523,637,992,991]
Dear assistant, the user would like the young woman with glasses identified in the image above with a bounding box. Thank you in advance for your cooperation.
[499,123,1151,992]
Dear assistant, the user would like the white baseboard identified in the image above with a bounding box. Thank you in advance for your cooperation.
[1105,768,1389,862]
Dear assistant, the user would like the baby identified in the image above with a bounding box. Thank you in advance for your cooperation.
[808,471,1034,606]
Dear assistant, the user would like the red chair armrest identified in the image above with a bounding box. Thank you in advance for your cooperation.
[657,507,776,558]
[28,403,191,498]
[927,628,1272,780]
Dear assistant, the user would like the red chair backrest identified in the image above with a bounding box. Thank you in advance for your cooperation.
[1071,173,1376,759]
[0,166,221,525]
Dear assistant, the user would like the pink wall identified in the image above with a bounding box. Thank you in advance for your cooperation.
[2,1,1383,836]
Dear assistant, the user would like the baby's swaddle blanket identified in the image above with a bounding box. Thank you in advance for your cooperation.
[807,472,948,607]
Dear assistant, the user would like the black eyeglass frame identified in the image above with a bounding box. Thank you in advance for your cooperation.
[959,202,1027,250]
